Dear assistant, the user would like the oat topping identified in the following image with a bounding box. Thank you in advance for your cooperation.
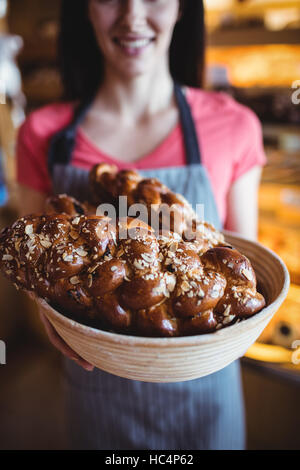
[75,248,88,257]
[223,304,231,317]
[40,239,52,249]
[62,253,74,262]
[70,276,80,285]
[242,268,253,281]
[2,254,13,261]
[25,225,33,236]
[72,217,81,226]
[222,314,236,325]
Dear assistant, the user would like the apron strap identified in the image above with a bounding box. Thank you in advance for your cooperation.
[48,82,202,174]
[174,82,202,166]
[48,95,95,174]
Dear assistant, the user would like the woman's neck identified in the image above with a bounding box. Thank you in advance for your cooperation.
[93,63,175,126]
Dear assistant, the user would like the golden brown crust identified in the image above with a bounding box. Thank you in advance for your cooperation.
[1,168,265,336]
[88,163,224,244]
[0,213,265,337]
[45,194,91,216]
[45,164,226,258]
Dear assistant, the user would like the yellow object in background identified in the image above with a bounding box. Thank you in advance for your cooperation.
[245,342,292,363]
[258,284,300,349]
[278,188,300,225]
[258,184,300,284]
[0,102,17,184]
[207,45,300,88]
[259,184,300,220]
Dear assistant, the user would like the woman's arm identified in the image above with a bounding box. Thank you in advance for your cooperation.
[224,165,262,241]
[17,184,48,217]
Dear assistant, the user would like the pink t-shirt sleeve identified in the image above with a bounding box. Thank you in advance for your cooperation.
[231,105,267,183]
[17,117,52,194]
[16,103,74,195]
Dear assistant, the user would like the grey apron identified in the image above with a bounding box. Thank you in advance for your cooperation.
[48,83,246,450]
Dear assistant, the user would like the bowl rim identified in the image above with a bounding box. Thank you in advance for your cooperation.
[40,231,290,348]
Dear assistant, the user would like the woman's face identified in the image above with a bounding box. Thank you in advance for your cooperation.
[88,0,181,78]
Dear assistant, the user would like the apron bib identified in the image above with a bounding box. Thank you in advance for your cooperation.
[48,84,245,450]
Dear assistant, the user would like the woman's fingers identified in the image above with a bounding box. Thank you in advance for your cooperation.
[39,312,94,372]
[26,291,94,371]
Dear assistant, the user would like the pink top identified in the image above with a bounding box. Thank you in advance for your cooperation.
[17,87,267,225]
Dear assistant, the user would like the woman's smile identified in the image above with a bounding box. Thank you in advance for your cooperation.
[114,36,155,57]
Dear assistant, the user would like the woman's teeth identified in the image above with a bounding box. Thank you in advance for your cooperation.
[118,38,152,49]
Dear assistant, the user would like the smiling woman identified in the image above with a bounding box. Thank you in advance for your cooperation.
[16,0,267,451]
[58,0,205,102]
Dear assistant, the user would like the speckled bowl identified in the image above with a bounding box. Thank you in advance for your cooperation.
[39,231,290,382]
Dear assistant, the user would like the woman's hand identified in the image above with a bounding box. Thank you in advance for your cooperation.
[39,312,94,372]
[28,293,94,372]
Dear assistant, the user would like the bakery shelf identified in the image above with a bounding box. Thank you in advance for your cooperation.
[242,356,300,386]
[208,27,300,47]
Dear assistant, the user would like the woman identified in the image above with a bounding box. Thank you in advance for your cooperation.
[17,0,266,449]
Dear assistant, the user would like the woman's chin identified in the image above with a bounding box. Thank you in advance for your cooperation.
[114,62,155,80]
[107,45,159,79]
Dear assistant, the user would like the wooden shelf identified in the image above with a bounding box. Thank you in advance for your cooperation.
[206,0,300,16]
[18,38,57,66]
[208,27,300,46]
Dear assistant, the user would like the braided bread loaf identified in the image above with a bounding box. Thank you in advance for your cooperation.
[89,163,202,236]
[46,167,226,256]
[44,193,95,217]
[0,212,266,337]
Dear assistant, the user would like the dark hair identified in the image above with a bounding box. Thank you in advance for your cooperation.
[59,0,205,102]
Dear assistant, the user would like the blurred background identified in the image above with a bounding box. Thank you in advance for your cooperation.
[0,0,299,450]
